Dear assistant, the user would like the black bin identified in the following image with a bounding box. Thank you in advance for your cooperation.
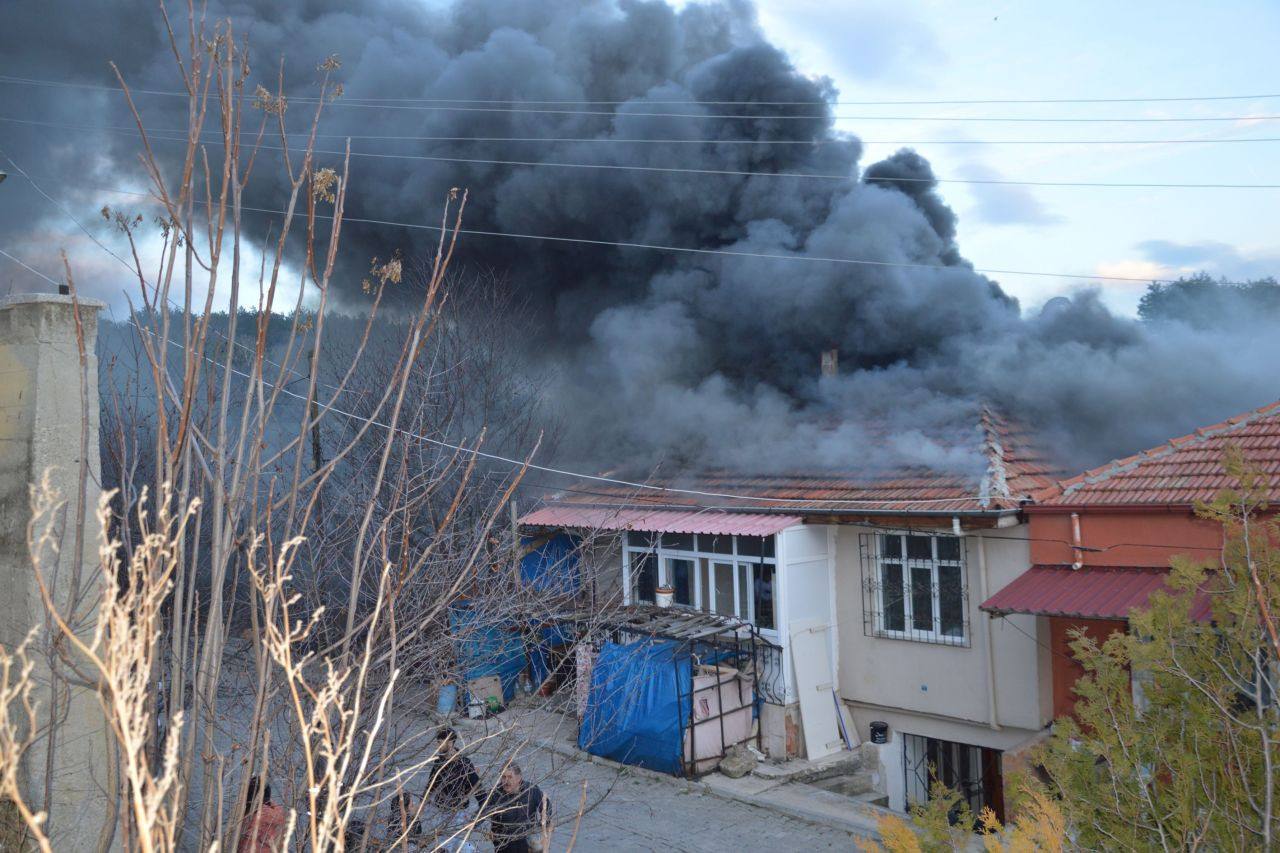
[869,720,889,744]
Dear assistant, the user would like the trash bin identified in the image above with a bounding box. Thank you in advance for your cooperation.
[869,720,889,744]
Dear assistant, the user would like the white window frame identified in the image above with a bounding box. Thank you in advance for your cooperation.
[623,532,776,630]
[874,533,967,645]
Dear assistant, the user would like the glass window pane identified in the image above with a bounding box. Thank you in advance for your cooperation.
[907,535,933,561]
[939,565,965,638]
[631,553,656,603]
[698,560,711,612]
[762,535,776,558]
[753,563,776,630]
[911,566,934,631]
[737,536,763,557]
[662,533,694,551]
[881,534,902,559]
[737,564,750,619]
[937,537,961,562]
[669,558,693,605]
[881,563,905,632]
[714,562,736,617]
[700,534,734,554]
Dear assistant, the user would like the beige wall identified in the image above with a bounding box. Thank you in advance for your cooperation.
[833,523,1051,746]
[0,295,116,850]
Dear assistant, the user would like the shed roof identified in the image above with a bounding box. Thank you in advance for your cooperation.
[980,565,1213,621]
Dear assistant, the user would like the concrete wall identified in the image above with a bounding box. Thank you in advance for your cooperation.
[0,294,115,850]
[833,523,1051,744]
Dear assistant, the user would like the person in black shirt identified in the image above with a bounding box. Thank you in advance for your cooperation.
[483,763,550,853]
[425,728,482,813]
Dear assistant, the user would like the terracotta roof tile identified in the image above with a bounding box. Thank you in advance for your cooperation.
[1037,399,1280,507]
[543,407,1062,515]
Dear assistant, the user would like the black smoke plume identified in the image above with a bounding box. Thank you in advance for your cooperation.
[1,0,1277,477]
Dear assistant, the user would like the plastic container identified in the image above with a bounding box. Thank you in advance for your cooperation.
[869,720,889,744]
[655,586,675,608]
[436,684,459,716]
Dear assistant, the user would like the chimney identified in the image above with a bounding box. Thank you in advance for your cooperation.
[821,348,838,378]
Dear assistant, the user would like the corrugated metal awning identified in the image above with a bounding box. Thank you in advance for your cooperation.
[518,506,801,536]
[981,565,1174,620]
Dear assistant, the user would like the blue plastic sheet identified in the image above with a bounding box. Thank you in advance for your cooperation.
[579,639,692,775]
[450,605,526,702]
[520,533,581,594]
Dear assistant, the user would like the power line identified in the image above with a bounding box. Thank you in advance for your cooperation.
[8,115,1278,147]
[0,75,1275,122]
[0,151,364,401]
[51,182,1184,284]
[8,117,1277,190]
[2,71,1280,106]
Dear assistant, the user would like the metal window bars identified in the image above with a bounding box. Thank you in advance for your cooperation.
[859,531,970,647]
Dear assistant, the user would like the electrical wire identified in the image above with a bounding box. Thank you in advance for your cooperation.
[8,116,1277,189]
[2,74,1278,121]
[9,114,1278,147]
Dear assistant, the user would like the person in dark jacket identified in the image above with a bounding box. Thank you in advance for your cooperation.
[483,763,550,853]
[425,728,482,813]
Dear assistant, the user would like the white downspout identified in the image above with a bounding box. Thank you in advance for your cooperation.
[978,533,1002,730]
[1071,512,1084,570]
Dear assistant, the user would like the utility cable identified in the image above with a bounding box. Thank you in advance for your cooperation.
[2,74,1278,121]
[7,117,1276,189]
[53,181,1191,284]
[8,114,1278,147]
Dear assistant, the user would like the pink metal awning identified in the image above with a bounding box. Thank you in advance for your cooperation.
[518,506,801,537]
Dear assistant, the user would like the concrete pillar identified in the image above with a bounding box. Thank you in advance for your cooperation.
[0,294,116,849]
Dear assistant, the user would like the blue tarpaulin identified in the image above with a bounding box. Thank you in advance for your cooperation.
[450,605,526,702]
[579,639,692,775]
[520,533,581,594]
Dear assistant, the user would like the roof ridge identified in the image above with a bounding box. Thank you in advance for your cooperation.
[1054,398,1280,498]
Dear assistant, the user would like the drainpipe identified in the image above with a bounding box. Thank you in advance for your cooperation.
[1071,512,1084,570]
[977,534,1002,730]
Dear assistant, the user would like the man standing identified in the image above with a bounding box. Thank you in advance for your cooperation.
[484,763,551,853]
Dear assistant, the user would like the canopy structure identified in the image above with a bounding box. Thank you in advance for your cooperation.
[518,506,800,537]
[981,565,1212,621]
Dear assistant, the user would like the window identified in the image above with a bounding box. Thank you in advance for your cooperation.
[903,733,1004,823]
[623,532,777,629]
[861,532,968,645]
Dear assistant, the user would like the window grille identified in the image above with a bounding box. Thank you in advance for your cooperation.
[860,531,969,646]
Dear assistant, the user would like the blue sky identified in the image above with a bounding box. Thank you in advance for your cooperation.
[748,0,1279,314]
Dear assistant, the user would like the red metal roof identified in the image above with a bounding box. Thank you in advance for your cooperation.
[518,507,801,536]
[1036,399,1280,507]
[981,565,1213,621]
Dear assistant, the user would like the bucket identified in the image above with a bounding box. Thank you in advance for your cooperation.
[436,684,459,716]
[869,720,889,744]
[655,586,675,608]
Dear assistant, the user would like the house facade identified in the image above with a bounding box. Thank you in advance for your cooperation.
[983,400,1280,721]
[520,411,1059,819]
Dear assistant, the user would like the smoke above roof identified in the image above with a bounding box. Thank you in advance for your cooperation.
[1,0,1277,477]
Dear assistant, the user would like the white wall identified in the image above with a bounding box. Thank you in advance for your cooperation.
[833,523,1051,744]
[777,523,835,703]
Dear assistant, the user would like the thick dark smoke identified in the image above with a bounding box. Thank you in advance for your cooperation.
[2,0,1277,477]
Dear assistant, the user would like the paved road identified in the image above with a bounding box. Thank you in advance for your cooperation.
[439,710,864,853]
[520,750,862,853]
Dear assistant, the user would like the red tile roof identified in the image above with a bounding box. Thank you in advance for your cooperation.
[981,565,1213,621]
[1037,400,1280,507]
[517,507,801,536]
[539,408,1060,515]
